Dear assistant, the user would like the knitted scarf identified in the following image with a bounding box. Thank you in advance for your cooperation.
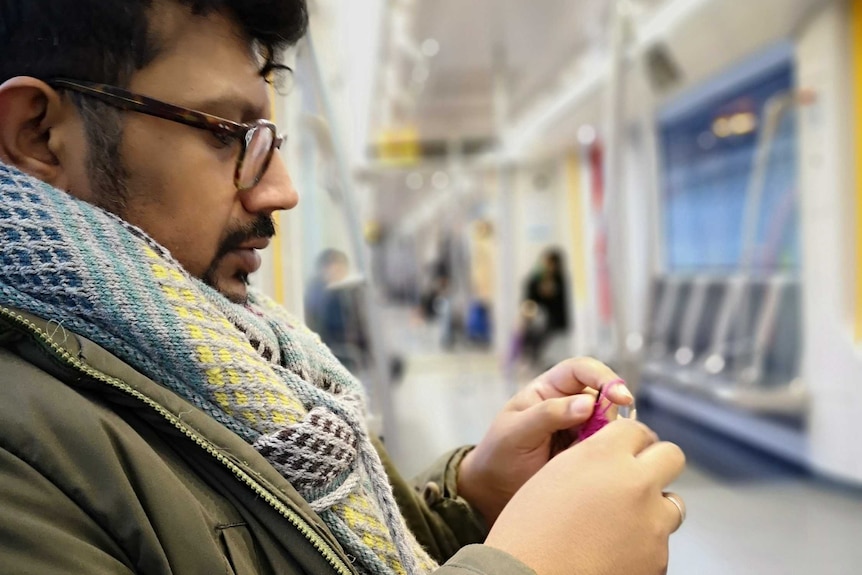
[0,163,436,575]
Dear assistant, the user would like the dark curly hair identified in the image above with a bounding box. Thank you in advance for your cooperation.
[0,0,307,85]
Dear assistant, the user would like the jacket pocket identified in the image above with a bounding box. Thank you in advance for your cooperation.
[218,523,263,575]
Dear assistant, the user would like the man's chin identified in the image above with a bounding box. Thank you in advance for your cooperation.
[204,271,250,304]
[202,253,255,304]
[220,274,250,304]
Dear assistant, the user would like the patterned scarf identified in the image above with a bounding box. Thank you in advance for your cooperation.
[0,163,436,575]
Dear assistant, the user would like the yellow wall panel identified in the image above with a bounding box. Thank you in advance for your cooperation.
[565,152,588,306]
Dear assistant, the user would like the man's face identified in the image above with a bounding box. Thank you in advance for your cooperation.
[71,6,299,302]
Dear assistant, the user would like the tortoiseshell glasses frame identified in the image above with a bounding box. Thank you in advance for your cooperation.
[47,78,284,191]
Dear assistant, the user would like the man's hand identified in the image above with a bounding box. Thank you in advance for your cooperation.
[484,419,686,575]
[457,358,634,525]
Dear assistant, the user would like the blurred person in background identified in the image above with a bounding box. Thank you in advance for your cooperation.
[304,248,369,372]
[466,220,494,346]
[521,248,572,369]
[305,248,350,327]
[418,260,458,348]
[304,249,404,383]
[0,1,685,575]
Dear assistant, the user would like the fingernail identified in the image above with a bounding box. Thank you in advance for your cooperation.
[602,378,626,392]
[570,395,594,417]
[617,384,634,402]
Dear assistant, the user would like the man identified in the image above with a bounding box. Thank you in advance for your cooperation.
[0,2,686,574]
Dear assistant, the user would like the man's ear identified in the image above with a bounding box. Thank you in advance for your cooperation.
[0,77,75,189]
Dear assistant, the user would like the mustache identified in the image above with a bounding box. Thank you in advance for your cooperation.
[216,215,276,258]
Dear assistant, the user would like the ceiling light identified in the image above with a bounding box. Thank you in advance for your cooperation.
[712,117,731,138]
[421,38,440,57]
[578,124,597,146]
[730,112,757,135]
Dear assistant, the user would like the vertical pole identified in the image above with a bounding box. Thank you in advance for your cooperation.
[604,1,636,380]
[851,0,862,341]
[491,34,518,391]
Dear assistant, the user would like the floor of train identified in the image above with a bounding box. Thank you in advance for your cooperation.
[379,308,862,575]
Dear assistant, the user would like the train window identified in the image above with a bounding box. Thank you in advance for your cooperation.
[659,43,800,274]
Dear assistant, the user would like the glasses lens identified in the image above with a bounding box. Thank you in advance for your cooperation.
[237,125,275,190]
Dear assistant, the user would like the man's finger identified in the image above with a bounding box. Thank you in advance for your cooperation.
[636,441,687,487]
[589,419,658,455]
[517,358,631,408]
[511,394,597,447]
[662,491,687,534]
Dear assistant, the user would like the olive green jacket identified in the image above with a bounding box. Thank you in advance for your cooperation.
[0,306,534,575]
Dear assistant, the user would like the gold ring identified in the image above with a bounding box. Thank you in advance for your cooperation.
[663,492,686,532]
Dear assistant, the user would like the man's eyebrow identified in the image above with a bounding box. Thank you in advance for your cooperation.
[182,94,269,122]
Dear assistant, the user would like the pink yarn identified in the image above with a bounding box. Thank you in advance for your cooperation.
[577,379,626,441]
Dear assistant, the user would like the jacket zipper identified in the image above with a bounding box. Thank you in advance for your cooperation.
[0,306,355,575]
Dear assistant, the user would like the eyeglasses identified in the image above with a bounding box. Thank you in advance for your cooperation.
[47,78,284,191]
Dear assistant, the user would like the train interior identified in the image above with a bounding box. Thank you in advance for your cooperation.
[248,1,862,572]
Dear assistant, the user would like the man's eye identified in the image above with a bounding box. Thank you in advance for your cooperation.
[212,131,235,148]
